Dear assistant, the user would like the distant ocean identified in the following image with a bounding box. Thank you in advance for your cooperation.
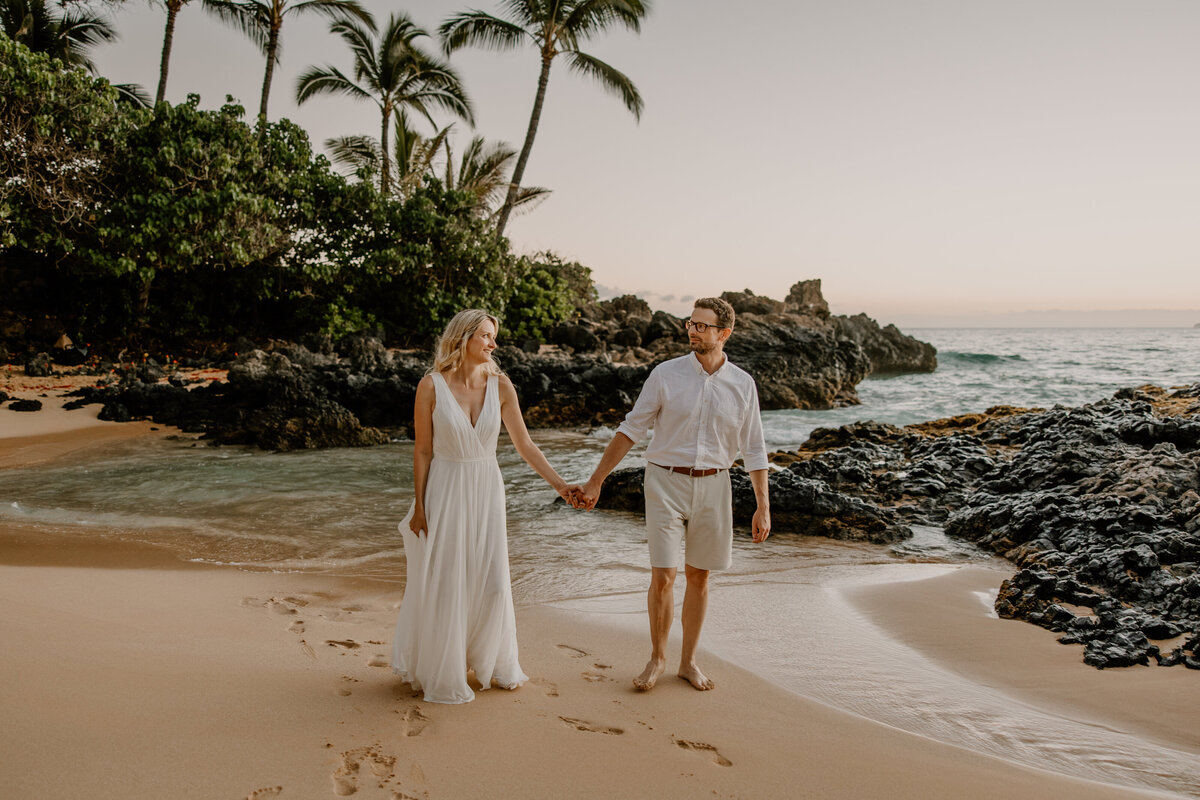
[762,327,1200,449]
[4,328,1200,795]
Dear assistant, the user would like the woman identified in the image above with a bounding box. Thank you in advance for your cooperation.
[391,309,578,704]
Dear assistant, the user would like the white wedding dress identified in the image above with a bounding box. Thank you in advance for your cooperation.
[391,372,528,703]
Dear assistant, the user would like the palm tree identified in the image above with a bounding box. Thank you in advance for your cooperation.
[296,13,473,196]
[152,0,194,104]
[203,0,373,119]
[440,0,650,237]
[443,135,549,219]
[2,0,150,104]
[325,112,452,198]
[2,0,117,70]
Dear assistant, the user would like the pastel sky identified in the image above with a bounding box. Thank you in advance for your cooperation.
[91,0,1200,324]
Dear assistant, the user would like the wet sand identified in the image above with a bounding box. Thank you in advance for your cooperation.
[0,387,1194,798]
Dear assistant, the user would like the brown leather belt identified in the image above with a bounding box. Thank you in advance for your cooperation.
[652,463,726,478]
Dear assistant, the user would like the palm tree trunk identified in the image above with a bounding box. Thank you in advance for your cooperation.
[259,26,280,119]
[495,53,553,238]
[380,103,392,196]
[155,0,181,105]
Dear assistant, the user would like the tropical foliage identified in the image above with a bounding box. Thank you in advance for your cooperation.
[1,0,148,103]
[1,34,591,349]
[324,112,451,199]
[203,0,373,118]
[442,135,549,219]
[296,12,472,195]
[440,0,651,236]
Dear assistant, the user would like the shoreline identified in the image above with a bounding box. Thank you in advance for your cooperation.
[0,532,1186,800]
[2,379,1198,797]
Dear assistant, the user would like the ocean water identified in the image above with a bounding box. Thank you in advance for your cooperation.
[3,328,1199,795]
[762,327,1200,449]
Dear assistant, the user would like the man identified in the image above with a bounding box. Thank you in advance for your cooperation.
[577,297,771,691]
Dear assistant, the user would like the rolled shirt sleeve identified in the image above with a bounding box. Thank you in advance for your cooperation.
[738,380,769,472]
[615,366,663,444]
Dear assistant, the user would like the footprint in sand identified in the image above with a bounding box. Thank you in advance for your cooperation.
[390,763,430,800]
[331,745,398,797]
[581,670,612,683]
[336,676,360,697]
[367,654,390,668]
[673,738,732,767]
[288,620,306,634]
[556,644,589,658]
[559,716,624,736]
[245,787,282,799]
[326,640,361,650]
[299,640,317,660]
[266,600,299,616]
[530,677,559,697]
[396,705,429,737]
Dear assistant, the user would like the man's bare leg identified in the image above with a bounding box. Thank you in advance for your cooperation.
[634,566,676,690]
[678,564,714,690]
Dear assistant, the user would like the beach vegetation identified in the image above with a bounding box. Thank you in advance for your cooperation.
[1,0,148,104]
[202,0,373,119]
[442,134,550,220]
[0,33,591,352]
[296,12,473,196]
[324,112,452,200]
[439,0,650,237]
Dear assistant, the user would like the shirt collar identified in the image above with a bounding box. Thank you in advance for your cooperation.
[690,351,728,377]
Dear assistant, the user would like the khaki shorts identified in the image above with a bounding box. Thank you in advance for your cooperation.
[644,464,733,571]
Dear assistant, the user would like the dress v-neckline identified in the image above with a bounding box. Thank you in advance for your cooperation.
[440,372,488,429]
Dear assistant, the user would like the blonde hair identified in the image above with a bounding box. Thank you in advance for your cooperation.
[428,309,503,376]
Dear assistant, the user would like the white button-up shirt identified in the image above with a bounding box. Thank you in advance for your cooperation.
[616,354,769,472]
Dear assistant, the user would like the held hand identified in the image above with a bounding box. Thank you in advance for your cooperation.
[409,509,429,537]
[578,478,602,511]
[751,507,771,543]
[558,483,585,509]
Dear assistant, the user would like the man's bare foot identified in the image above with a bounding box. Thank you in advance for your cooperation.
[677,664,715,691]
[633,658,666,691]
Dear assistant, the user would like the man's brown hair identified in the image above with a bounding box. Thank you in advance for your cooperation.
[694,297,735,330]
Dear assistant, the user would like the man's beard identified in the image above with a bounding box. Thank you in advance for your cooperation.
[690,340,715,355]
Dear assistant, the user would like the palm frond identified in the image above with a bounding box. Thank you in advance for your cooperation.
[202,0,272,55]
[328,17,379,81]
[438,10,529,55]
[563,49,642,120]
[510,184,551,214]
[295,65,373,104]
[325,134,381,176]
[113,82,153,107]
[562,0,648,41]
[289,0,374,27]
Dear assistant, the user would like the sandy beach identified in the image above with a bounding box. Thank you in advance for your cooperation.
[1,385,1196,799]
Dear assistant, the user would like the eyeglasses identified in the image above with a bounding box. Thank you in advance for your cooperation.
[684,320,727,333]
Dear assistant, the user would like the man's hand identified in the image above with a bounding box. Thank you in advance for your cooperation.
[577,478,603,510]
[751,506,771,543]
[561,484,590,509]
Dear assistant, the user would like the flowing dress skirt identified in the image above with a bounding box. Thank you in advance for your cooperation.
[391,373,528,704]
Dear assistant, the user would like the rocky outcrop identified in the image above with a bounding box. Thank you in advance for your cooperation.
[722,316,871,408]
[765,384,1200,669]
[833,314,937,375]
[549,280,935,409]
[942,387,1200,669]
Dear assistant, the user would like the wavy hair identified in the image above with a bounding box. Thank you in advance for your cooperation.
[428,309,502,376]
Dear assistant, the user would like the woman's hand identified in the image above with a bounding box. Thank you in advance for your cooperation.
[558,483,585,509]
[409,508,428,537]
